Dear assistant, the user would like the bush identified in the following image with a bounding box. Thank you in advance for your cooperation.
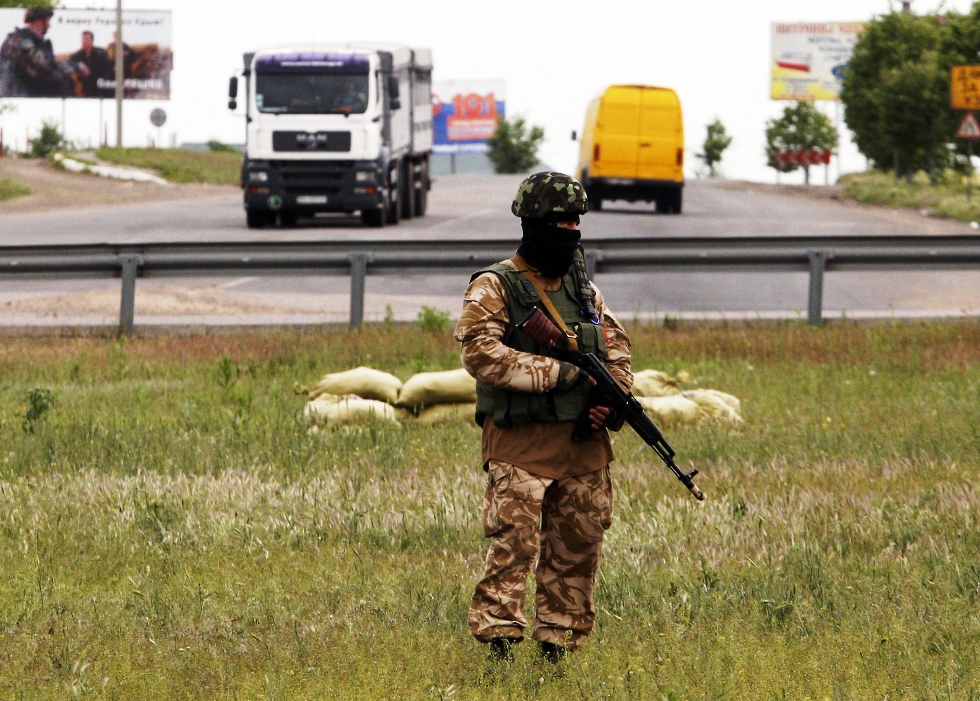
[30,120,65,158]
[417,305,451,333]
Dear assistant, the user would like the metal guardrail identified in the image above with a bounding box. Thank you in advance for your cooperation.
[1,235,979,336]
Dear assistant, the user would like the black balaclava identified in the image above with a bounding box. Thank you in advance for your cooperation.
[517,213,581,278]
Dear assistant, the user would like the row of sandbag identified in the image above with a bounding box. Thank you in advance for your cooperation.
[303,367,476,429]
[302,366,742,429]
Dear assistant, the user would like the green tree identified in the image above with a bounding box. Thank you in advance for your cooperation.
[486,116,544,174]
[840,7,980,179]
[765,102,838,184]
[696,119,733,177]
[0,0,57,6]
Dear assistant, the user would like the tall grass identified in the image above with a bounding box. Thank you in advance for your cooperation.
[1,321,978,699]
[95,147,241,185]
[839,171,980,223]
[0,176,30,201]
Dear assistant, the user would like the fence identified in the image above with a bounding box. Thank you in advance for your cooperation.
[1,235,978,336]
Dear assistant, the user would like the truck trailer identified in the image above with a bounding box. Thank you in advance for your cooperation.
[229,43,433,228]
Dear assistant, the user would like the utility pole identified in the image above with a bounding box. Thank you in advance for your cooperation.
[114,0,123,147]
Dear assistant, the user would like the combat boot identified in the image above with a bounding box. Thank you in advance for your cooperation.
[538,641,568,664]
[486,636,519,663]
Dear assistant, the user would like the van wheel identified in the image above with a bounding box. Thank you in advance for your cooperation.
[591,196,603,212]
[655,197,670,214]
[672,190,683,214]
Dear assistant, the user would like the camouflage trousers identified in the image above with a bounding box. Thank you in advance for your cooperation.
[469,460,613,651]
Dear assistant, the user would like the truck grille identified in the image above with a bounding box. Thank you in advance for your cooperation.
[273,160,354,195]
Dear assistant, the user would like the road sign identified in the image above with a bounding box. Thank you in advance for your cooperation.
[150,108,167,128]
[956,112,980,140]
[951,66,980,110]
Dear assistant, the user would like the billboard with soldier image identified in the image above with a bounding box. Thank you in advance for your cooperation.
[0,7,171,99]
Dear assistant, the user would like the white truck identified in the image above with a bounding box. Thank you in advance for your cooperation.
[229,43,433,228]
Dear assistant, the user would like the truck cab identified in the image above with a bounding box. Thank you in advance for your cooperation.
[230,43,432,228]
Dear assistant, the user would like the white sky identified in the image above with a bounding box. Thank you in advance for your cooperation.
[1,0,974,184]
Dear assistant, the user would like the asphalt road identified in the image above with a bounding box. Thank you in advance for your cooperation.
[1,175,978,325]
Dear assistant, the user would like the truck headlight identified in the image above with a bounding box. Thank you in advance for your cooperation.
[355,171,377,183]
[248,171,269,183]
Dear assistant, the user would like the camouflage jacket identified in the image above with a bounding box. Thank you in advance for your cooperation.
[454,257,633,395]
[0,27,72,98]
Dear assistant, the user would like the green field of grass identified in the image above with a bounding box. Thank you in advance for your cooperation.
[839,171,980,224]
[0,176,30,201]
[1,321,978,699]
[94,147,241,185]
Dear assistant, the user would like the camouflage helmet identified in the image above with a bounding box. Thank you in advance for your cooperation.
[25,7,54,22]
[511,171,589,218]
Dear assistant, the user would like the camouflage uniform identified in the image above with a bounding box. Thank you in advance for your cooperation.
[456,173,632,652]
[0,26,72,98]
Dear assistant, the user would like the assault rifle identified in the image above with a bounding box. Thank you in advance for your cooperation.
[517,308,705,501]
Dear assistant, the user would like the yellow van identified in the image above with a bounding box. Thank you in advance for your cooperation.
[576,85,684,213]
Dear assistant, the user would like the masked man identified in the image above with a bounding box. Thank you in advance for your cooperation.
[454,171,633,663]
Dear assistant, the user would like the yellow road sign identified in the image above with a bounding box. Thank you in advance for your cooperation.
[951,65,980,110]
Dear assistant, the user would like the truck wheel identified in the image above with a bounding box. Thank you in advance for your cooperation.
[655,197,669,214]
[280,211,298,227]
[361,207,385,227]
[414,162,429,216]
[386,184,401,225]
[400,162,416,220]
[246,209,267,229]
[591,196,602,212]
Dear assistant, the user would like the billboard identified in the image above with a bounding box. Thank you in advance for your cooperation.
[0,8,172,99]
[771,22,864,101]
[432,80,505,154]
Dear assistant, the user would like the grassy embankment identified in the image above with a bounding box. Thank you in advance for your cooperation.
[95,146,241,185]
[0,176,30,201]
[839,171,980,224]
[1,321,979,699]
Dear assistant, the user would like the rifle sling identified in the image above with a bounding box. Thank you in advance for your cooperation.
[512,254,579,352]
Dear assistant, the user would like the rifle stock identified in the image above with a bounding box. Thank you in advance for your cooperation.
[517,308,705,501]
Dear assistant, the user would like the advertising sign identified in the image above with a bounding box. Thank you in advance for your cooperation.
[0,8,172,99]
[951,65,980,110]
[432,80,505,154]
[771,22,864,102]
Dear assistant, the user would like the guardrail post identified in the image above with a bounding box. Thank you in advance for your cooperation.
[585,250,601,280]
[118,254,142,337]
[349,253,368,328]
[807,250,830,326]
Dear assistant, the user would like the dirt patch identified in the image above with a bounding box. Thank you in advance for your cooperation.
[0,157,238,214]
[0,286,307,318]
[714,179,844,201]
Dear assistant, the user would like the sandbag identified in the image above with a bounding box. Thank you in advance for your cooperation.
[396,368,476,410]
[632,369,689,397]
[307,367,402,404]
[416,403,477,425]
[682,389,743,424]
[304,395,399,428]
[637,395,701,427]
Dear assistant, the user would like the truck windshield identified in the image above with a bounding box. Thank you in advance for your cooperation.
[255,74,370,115]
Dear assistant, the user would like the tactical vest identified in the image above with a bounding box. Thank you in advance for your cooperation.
[473,258,606,428]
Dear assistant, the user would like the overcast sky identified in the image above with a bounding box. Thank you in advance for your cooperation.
[1,0,975,184]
